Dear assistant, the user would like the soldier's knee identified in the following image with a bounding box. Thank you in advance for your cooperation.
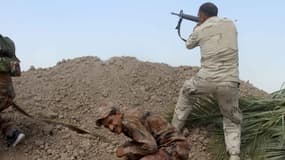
[219,104,242,125]
[181,83,197,97]
[230,108,243,125]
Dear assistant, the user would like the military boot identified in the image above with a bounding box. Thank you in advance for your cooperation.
[6,129,25,147]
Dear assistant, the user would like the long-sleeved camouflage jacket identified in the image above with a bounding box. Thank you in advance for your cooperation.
[120,108,187,158]
[0,73,15,112]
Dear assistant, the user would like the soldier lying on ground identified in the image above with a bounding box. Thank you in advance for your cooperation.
[96,104,190,160]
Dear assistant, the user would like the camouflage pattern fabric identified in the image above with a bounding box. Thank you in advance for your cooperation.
[186,16,239,83]
[0,34,16,59]
[0,34,21,76]
[120,108,190,160]
[173,15,241,157]
[172,75,242,155]
[0,72,18,137]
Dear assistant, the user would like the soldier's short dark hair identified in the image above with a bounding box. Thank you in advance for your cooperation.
[199,2,218,17]
[96,106,120,127]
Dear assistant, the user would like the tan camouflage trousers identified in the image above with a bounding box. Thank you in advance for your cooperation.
[0,73,19,137]
[171,76,242,155]
[0,114,19,137]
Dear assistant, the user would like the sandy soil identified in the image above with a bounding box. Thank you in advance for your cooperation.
[0,56,268,160]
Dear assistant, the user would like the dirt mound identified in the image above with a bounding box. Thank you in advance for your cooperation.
[0,56,268,160]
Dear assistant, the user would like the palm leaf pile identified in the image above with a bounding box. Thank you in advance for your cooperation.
[166,89,285,160]
[271,82,285,99]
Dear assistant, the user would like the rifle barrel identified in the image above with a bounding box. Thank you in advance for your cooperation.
[171,12,180,16]
[171,10,199,23]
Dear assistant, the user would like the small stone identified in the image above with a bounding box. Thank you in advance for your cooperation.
[47,149,53,155]
[58,115,64,119]
[38,110,57,119]
[60,152,68,159]
[62,133,71,139]
[79,150,85,155]
[35,140,45,146]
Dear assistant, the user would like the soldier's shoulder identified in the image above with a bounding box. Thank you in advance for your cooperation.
[124,107,144,116]
[220,17,235,24]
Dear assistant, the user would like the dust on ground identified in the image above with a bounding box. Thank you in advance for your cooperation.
[0,56,269,160]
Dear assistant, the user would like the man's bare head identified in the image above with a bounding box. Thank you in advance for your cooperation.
[198,2,218,24]
[96,104,123,134]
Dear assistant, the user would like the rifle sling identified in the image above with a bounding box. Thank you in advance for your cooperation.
[175,18,187,42]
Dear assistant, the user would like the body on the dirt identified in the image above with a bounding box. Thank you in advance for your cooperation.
[96,104,190,160]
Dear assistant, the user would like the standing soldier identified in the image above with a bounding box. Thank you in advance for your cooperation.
[171,2,242,160]
[0,34,25,147]
[96,104,190,160]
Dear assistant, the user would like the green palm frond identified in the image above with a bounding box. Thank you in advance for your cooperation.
[265,142,285,160]
[271,82,285,99]
[205,98,285,160]
[165,89,285,160]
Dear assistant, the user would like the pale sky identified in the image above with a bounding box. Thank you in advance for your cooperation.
[1,0,284,92]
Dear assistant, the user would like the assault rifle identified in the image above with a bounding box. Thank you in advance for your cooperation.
[171,10,199,42]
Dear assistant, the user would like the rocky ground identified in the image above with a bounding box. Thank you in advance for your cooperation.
[0,57,269,160]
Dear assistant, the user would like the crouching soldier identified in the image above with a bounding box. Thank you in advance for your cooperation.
[96,104,190,160]
[0,34,25,147]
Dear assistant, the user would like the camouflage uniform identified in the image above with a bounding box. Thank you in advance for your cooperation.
[117,109,190,160]
[172,16,242,157]
[0,70,20,138]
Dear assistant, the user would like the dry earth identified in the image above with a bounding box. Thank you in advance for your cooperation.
[0,56,269,160]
